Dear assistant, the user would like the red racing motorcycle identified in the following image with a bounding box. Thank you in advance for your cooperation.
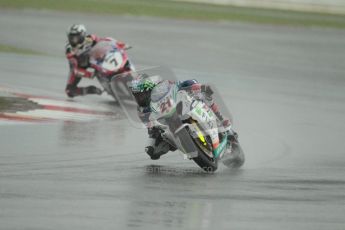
[88,39,134,101]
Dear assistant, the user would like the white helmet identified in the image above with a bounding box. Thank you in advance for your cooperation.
[67,24,87,48]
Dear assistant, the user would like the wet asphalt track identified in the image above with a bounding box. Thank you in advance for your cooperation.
[1,9,345,230]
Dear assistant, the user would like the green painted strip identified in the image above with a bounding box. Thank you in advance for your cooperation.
[0,44,43,55]
[0,0,345,28]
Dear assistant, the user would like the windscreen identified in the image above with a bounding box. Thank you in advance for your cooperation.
[89,40,117,63]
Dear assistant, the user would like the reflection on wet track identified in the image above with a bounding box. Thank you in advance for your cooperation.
[1,120,344,229]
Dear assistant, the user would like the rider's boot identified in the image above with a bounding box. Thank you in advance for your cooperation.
[66,86,102,98]
[145,141,170,160]
[145,127,174,160]
[82,86,103,95]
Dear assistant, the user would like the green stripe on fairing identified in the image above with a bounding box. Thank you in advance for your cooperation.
[213,133,228,159]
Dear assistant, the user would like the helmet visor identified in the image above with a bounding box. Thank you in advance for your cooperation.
[133,91,152,107]
[68,34,84,47]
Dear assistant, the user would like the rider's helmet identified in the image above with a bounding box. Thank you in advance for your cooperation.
[131,77,157,107]
[67,24,87,48]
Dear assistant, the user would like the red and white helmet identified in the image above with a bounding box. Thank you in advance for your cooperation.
[67,24,87,48]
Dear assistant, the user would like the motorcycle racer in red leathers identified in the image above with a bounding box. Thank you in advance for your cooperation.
[65,24,133,98]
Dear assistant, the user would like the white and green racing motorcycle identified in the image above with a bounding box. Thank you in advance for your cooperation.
[147,80,245,172]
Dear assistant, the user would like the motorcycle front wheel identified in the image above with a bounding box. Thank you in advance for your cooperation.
[222,139,245,169]
[188,124,218,172]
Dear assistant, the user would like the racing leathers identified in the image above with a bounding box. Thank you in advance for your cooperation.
[138,79,231,160]
[65,35,130,98]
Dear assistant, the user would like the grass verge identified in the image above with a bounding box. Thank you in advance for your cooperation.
[0,0,345,28]
[0,97,41,112]
[0,44,43,55]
